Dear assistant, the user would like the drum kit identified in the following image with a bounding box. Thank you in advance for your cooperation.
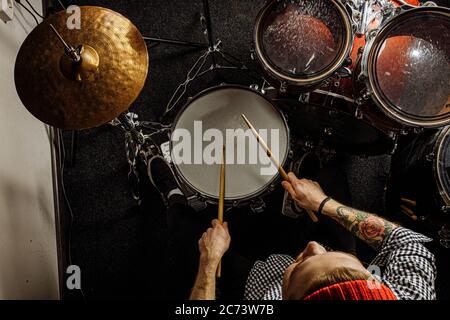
[14,1,450,246]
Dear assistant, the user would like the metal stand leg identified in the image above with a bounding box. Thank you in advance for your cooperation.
[201,0,216,67]
[143,0,217,59]
[143,36,208,48]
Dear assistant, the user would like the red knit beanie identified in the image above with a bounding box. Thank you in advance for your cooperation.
[303,280,397,300]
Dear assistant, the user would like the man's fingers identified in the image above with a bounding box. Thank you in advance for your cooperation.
[281,181,292,191]
[212,219,219,227]
[223,221,229,232]
[282,181,296,199]
[287,172,297,183]
[290,176,302,191]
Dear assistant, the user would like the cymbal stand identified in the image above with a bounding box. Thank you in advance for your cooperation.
[109,112,146,200]
[143,0,261,119]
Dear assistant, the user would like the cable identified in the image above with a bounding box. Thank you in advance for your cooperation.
[58,130,86,300]
[15,0,40,25]
[25,0,44,19]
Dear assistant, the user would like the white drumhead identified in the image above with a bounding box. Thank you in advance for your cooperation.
[171,86,289,201]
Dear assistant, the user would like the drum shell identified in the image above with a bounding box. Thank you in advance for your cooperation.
[389,127,450,215]
[274,72,395,155]
[353,53,404,134]
[169,85,291,208]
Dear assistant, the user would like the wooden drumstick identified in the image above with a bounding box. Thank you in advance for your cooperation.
[241,114,288,180]
[400,197,417,207]
[241,114,318,223]
[217,145,226,278]
[400,205,418,221]
[400,204,415,216]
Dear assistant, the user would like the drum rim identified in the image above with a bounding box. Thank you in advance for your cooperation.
[364,6,450,128]
[435,126,450,205]
[253,0,353,86]
[170,84,291,203]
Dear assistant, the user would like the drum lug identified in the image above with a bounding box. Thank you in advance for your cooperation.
[380,2,395,16]
[336,66,352,79]
[362,90,371,101]
[305,140,315,150]
[279,81,287,93]
[250,83,268,95]
[386,132,399,154]
[413,127,424,134]
[264,86,278,99]
[357,73,367,83]
[354,107,363,120]
[423,2,438,7]
[250,49,256,61]
[358,46,365,55]
[441,205,450,213]
[394,7,402,15]
[367,29,378,41]
[425,152,435,162]
[389,138,399,155]
[299,92,310,103]
[324,127,334,136]
[356,90,370,106]
[329,109,338,118]
[438,225,450,248]
[187,195,207,212]
[387,131,397,140]
[250,198,266,213]
[400,128,409,136]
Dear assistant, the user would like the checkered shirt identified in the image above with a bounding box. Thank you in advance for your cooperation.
[243,227,436,300]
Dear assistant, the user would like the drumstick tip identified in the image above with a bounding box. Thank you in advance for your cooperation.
[241,113,249,125]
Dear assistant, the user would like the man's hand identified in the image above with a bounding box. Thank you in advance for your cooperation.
[281,172,328,212]
[190,219,230,300]
[198,219,231,270]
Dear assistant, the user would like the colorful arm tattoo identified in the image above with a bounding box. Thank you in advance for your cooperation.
[334,206,397,249]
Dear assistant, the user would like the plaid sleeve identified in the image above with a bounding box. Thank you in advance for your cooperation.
[244,254,294,300]
[370,227,437,300]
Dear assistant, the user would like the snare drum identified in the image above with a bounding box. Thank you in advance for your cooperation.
[254,0,353,93]
[355,6,450,132]
[170,86,290,211]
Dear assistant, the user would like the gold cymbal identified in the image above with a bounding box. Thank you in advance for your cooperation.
[14,6,149,130]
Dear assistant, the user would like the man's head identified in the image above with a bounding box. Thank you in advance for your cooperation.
[282,241,395,300]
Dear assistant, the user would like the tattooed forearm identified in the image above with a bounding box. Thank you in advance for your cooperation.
[334,206,397,249]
